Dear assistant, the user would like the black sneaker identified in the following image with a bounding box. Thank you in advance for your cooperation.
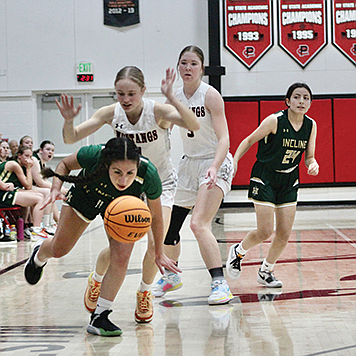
[258,289,283,302]
[226,244,244,280]
[24,227,32,240]
[87,310,123,337]
[0,234,17,243]
[24,241,46,285]
[257,268,283,288]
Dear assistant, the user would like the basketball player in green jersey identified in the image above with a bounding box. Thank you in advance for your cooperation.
[24,137,180,336]
[226,82,319,288]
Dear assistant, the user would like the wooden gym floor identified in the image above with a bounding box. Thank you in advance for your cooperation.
[0,192,355,355]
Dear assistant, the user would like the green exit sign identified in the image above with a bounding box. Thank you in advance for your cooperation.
[76,62,94,83]
[77,62,93,74]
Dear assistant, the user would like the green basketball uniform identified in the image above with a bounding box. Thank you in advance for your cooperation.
[248,109,313,206]
[0,161,24,207]
[65,144,162,221]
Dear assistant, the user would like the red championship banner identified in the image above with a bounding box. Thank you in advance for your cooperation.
[224,0,273,69]
[278,0,327,68]
[332,0,356,65]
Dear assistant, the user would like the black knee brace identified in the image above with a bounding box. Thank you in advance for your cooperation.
[164,205,190,245]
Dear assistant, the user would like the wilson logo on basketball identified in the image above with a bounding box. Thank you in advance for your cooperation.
[124,214,151,224]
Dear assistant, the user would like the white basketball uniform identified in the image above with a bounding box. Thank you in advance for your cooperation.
[175,81,233,207]
[112,98,177,208]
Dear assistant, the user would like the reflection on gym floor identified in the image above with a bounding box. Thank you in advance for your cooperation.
[1,204,355,356]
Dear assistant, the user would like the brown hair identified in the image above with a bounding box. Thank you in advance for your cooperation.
[114,66,145,89]
[177,45,205,77]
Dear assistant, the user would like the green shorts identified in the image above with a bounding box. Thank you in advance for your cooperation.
[65,186,106,222]
[248,161,299,207]
[0,189,19,208]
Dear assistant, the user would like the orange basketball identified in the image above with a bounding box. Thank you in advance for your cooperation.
[104,196,152,243]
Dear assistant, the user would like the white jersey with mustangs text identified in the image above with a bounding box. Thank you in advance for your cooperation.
[111,98,174,181]
[175,81,218,158]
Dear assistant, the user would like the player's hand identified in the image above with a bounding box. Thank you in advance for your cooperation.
[155,253,181,275]
[161,68,176,101]
[41,188,67,210]
[55,94,82,121]
[205,166,217,189]
[4,183,14,191]
[24,158,34,169]
[307,161,319,176]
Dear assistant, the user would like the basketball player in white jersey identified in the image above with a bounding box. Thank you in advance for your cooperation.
[152,45,234,305]
[56,66,199,324]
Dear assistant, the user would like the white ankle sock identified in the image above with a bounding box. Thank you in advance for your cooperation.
[139,280,152,292]
[34,253,47,267]
[95,297,113,314]
[261,259,274,272]
[93,270,104,283]
[236,243,247,256]
[42,215,50,228]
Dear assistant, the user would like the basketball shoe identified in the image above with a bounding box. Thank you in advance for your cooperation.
[24,240,46,285]
[258,289,283,302]
[226,243,244,280]
[257,268,283,288]
[87,310,122,337]
[30,227,49,241]
[135,290,153,323]
[84,272,102,313]
[208,279,234,305]
[152,273,182,297]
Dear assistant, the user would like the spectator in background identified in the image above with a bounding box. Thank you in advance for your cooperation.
[32,140,65,228]
[19,135,33,149]
[0,145,48,239]
[0,140,11,162]
[18,135,58,236]
[9,140,19,158]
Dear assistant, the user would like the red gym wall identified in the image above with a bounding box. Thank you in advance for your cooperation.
[225,96,356,187]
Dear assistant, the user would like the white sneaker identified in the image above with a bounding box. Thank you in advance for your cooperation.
[257,269,283,288]
[208,279,234,305]
[152,273,182,297]
[44,225,56,236]
[30,228,49,242]
[226,244,244,280]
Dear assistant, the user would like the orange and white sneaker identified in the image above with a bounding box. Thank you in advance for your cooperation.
[30,227,49,241]
[84,272,102,313]
[135,290,153,323]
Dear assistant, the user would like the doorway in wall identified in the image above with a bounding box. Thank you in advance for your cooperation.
[37,93,117,158]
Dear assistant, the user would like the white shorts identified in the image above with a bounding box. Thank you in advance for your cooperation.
[174,152,233,207]
[160,171,178,209]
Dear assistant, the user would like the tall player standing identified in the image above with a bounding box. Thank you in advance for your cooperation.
[56,66,199,323]
[152,45,234,305]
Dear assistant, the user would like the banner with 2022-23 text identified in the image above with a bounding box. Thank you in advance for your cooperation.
[104,0,139,28]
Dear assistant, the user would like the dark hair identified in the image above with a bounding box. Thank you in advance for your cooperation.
[33,140,55,155]
[285,82,313,106]
[42,137,141,185]
[40,140,55,149]
[17,145,32,156]
[114,66,145,89]
[177,45,205,77]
